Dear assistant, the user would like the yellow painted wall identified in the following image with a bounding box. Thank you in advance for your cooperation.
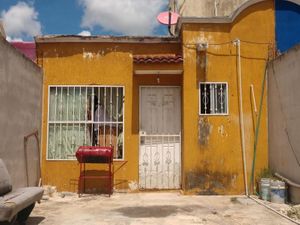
[181,0,274,194]
[37,42,182,192]
[38,0,274,195]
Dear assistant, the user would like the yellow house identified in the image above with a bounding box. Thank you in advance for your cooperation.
[36,0,274,194]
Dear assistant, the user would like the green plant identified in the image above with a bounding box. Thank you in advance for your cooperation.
[256,168,275,181]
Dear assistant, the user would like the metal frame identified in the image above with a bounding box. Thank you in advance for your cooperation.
[77,146,114,197]
[138,86,182,189]
[46,85,125,161]
[199,82,229,116]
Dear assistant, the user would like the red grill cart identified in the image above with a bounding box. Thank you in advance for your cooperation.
[75,146,114,197]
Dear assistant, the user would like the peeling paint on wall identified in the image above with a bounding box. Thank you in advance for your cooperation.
[83,52,94,59]
[192,33,214,44]
[218,124,228,137]
[128,180,138,191]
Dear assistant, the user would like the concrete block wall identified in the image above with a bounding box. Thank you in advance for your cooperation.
[268,44,300,184]
[0,37,43,188]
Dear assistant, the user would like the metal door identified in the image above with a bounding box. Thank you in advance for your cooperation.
[139,86,181,189]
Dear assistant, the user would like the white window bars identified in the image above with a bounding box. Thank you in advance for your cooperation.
[199,82,228,115]
[47,86,124,160]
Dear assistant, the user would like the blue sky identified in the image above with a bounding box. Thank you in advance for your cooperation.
[0,0,168,41]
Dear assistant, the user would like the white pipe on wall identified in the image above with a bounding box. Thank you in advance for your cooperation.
[250,84,258,115]
[235,39,249,196]
[214,0,219,16]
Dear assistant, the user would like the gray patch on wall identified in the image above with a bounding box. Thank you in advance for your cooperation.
[199,117,212,146]
[185,168,237,194]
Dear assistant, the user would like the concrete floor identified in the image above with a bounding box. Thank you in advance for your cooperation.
[27,192,295,225]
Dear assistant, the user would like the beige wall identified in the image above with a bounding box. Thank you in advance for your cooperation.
[268,44,300,184]
[170,0,248,17]
[0,38,43,188]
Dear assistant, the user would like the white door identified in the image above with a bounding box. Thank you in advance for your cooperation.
[139,86,181,189]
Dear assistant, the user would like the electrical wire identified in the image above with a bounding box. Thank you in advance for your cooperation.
[183,39,272,49]
[183,41,233,47]
[240,40,272,45]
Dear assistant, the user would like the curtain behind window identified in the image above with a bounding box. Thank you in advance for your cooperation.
[47,86,123,160]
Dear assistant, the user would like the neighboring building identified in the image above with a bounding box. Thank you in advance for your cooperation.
[11,42,37,62]
[169,0,300,53]
[36,0,275,194]
[268,43,300,197]
[1,20,36,62]
[169,0,248,17]
[0,35,43,188]
[275,0,300,52]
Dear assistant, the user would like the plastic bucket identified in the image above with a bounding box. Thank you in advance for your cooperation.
[260,178,270,201]
[270,180,286,204]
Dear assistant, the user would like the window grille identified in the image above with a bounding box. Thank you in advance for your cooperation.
[199,82,228,115]
[47,86,124,160]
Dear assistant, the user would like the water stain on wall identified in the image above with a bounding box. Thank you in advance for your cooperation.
[199,117,213,146]
[185,167,237,194]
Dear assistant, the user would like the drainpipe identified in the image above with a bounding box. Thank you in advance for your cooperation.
[214,0,219,16]
[275,173,300,188]
[234,39,249,196]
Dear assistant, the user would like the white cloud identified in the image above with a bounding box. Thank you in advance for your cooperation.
[6,36,23,42]
[1,2,41,40]
[78,30,91,36]
[79,0,167,35]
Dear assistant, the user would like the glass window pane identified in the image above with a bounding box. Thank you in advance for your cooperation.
[200,83,228,115]
[68,87,75,121]
[118,88,124,122]
[48,86,124,160]
[112,87,117,121]
[47,124,55,159]
[61,88,68,121]
[57,88,63,121]
[116,124,123,159]
[49,87,57,121]
[80,87,87,121]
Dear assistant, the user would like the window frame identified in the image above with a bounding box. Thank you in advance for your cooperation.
[46,85,125,161]
[199,82,229,116]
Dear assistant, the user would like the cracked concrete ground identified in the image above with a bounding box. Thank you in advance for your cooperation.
[27,192,295,225]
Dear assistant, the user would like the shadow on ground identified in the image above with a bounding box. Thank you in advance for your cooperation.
[25,216,45,225]
[115,205,203,218]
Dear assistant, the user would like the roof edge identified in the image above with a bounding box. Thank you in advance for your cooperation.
[176,0,284,32]
[35,35,180,44]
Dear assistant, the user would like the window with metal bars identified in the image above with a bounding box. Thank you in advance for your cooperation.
[47,86,124,160]
[199,82,228,115]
